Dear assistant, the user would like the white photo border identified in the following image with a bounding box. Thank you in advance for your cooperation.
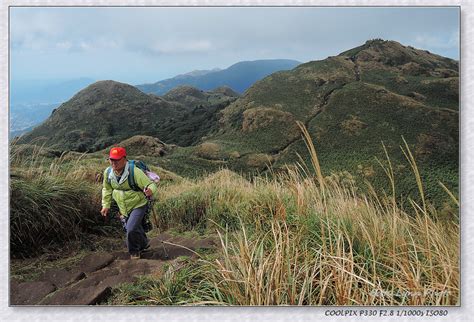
[1,1,471,321]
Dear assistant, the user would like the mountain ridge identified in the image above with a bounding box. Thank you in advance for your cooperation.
[162,39,458,201]
[17,80,238,151]
[136,59,301,95]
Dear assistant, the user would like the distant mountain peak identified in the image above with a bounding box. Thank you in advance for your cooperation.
[226,59,301,70]
[136,59,301,95]
[79,80,141,95]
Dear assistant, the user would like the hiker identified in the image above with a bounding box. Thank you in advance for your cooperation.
[100,147,158,259]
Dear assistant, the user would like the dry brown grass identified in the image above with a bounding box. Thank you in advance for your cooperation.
[245,153,274,168]
[242,107,297,133]
[151,123,459,305]
[340,115,368,136]
[194,142,222,160]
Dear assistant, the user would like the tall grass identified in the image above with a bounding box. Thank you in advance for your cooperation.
[10,143,114,258]
[128,124,459,306]
[10,136,459,305]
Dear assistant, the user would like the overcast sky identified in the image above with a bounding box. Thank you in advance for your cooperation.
[10,6,460,85]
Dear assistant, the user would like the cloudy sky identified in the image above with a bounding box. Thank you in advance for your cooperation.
[10,6,459,85]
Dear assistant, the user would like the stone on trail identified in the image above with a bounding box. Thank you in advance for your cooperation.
[39,268,86,288]
[39,284,112,305]
[38,260,164,305]
[73,268,124,289]
[77,252,115,273]
[117,258,164,277]
[10,280,56,305]
[39,268,120,305]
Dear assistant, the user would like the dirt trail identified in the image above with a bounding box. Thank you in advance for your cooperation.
[10,232,218,306]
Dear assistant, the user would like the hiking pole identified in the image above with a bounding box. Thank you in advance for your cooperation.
[142,195,155,233]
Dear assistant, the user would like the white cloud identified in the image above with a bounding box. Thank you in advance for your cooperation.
[150,39,213,55]
[10,7,460,83]
[413,30,459,50]
[79,41,91,51]
[56,41,72,50]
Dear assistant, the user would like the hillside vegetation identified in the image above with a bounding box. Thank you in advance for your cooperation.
[18,82,238,151]
[10,125,459,305]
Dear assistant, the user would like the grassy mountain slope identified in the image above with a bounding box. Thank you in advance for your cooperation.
[162,40,458,201]
[18,81,238,151]
[199,40,457,159]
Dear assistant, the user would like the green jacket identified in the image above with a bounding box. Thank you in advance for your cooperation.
[101,165,158,217]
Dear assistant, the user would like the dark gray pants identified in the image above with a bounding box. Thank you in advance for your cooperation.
[123,205,149,254]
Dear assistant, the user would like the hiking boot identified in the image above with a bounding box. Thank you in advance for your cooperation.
[130,252,141,260]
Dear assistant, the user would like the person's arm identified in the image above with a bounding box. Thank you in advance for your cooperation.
[101,168,113,216]
[135,168,158,199]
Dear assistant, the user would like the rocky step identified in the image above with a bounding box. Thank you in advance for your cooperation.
[10,233,218,305]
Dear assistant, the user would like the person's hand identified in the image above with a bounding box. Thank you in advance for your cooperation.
[144,187,153,198]
[100,207,109,217]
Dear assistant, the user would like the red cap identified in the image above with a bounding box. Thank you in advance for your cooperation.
[109,147,127,160]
